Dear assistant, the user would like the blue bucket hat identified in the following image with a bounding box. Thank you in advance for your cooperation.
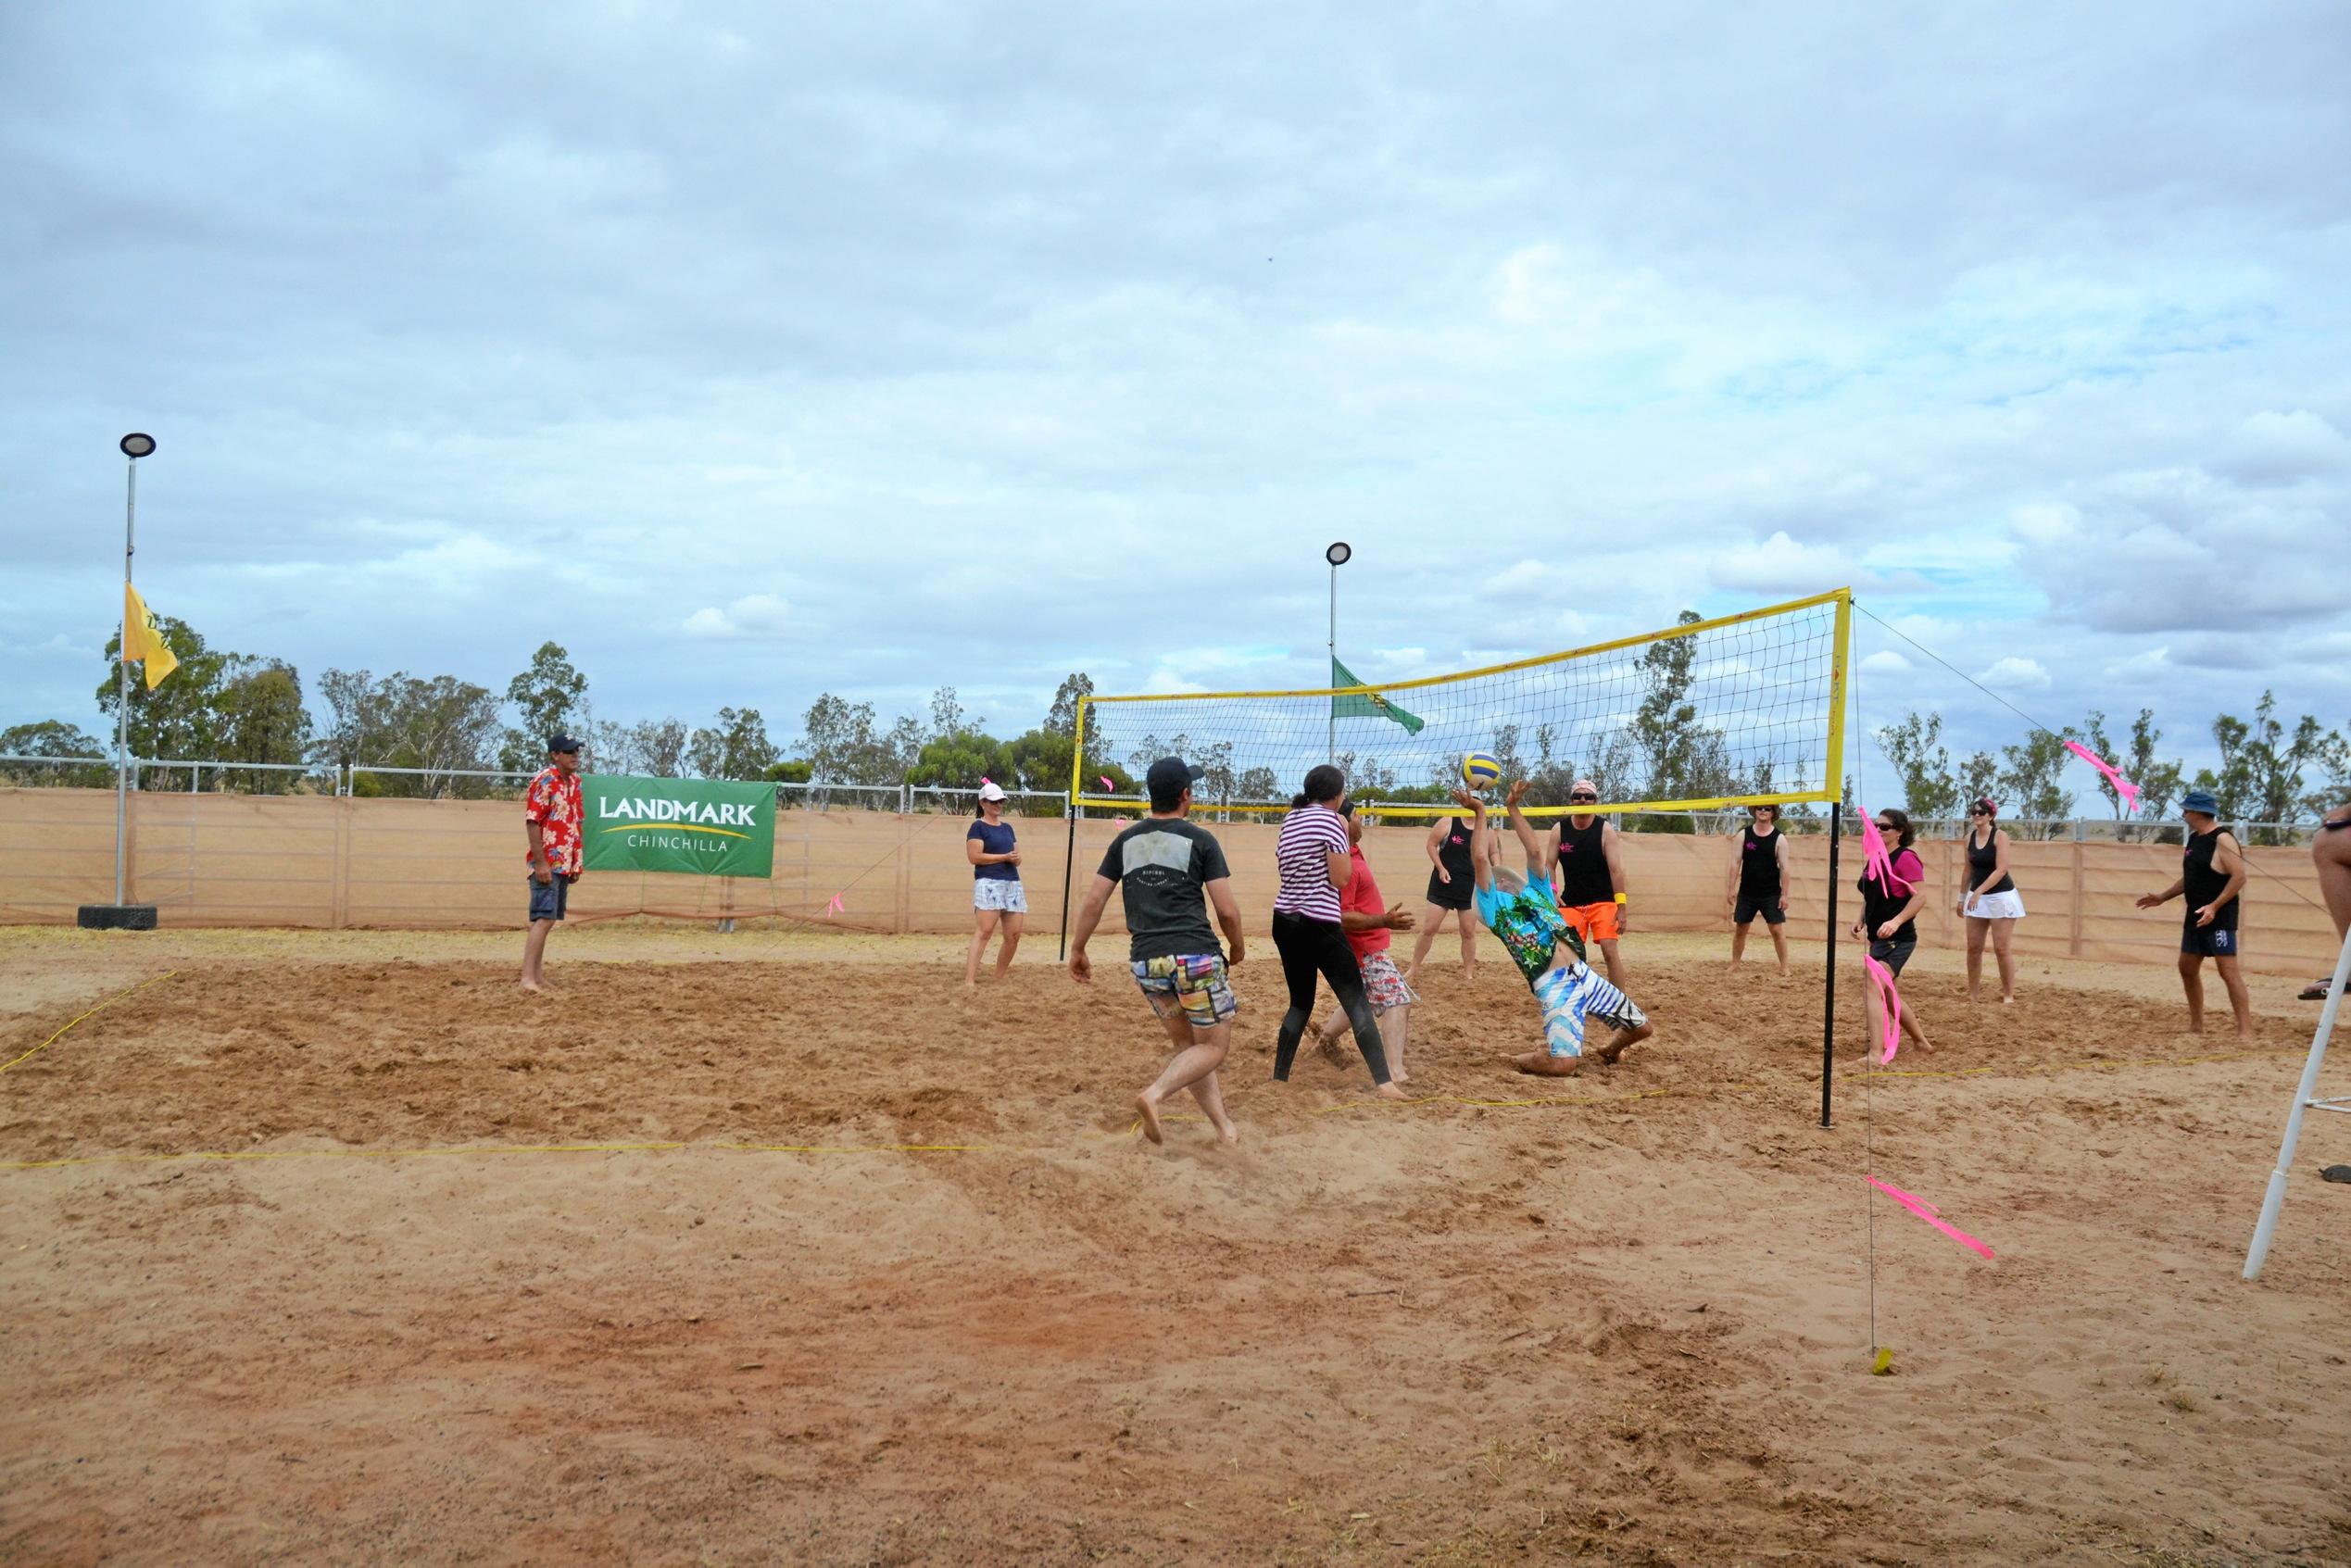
[2179,788,2219,817]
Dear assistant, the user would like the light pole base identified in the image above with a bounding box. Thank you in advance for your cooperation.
[77,904,157,931]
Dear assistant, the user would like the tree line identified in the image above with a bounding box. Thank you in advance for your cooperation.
[0,617,1106,811]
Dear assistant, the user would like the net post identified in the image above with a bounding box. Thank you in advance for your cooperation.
[1821,801,1842,1128]
[1061,698,1088,961]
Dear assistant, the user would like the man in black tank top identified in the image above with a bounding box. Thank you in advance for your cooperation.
[2135,790,2253,1041]
[1725,803,1790,975]
[1549,777,1630,989]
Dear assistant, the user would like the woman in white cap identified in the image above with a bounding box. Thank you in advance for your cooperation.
[963,781,1025,986]
[1957,797,2026,1003]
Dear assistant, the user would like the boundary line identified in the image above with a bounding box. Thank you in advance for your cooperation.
[0,971,178,1078]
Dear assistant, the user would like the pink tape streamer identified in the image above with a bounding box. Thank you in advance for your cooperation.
[1859,807,1897,893]
[1863,953,1903,1064]
[2063,741,2141,814]
[1866,1177,1995,1260]
[824,892,844,917]
[1099,775,1115,791]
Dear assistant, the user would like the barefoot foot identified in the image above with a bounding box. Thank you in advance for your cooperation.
[1135,1092,1164,1145]
[1374,1082,1409,1101]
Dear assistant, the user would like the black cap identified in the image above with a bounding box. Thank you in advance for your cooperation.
[1145,757,1203,798]
[547,734,583,755]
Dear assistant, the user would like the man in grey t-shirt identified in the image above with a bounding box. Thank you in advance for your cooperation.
[1068,757,1249,1146]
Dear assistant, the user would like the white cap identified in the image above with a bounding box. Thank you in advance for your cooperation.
[978,781,1008,802]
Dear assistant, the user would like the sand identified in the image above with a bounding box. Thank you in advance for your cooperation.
[1,924,2346,1566]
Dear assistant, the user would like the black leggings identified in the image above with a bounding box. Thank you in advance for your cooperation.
[1271,910,1391,1085]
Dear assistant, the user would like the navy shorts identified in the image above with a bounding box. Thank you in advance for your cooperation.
[1734,893,1785,926]
[528,874,572,923]
[1867,936,1916,977]
[2181,923,2238,959]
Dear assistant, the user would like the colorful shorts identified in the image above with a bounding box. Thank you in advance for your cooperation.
[1133,954,1237,1029]
[974,878,1028,914]
[1530,961,1647,1059]
[1360,952,1419,1010]
[1560,900,1623,943]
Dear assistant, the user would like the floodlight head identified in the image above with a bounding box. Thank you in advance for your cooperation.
[1326,541,1352,567]
[119,433,156,459]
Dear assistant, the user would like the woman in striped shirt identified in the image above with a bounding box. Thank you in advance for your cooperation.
[1271,764,1405,1098]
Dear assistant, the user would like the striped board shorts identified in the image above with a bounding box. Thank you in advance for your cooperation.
[1531,962,1648,1059]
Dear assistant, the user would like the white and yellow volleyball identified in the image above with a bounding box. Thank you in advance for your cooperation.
[1461,752,1502,789]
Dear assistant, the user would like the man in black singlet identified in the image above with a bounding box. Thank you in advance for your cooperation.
[2135,789,2253,1042]
[1551,778,1630,989]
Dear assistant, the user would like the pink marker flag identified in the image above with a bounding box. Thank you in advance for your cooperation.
[1099,775,1115,792]
[1863,953,1903,1064]
[1859,806,1897,893]
[2064,741,2141,814]
[824,892,844,917]
[1866,1176,1995,1260]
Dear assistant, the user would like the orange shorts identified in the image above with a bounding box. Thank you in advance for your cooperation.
[1559,900,1622,943]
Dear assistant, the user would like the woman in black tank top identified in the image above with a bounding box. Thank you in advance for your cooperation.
[1406,813,1489,982]
[1958,797,2024,1004]
[1724,804,1790,975]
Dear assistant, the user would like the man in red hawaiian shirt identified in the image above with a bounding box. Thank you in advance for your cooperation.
[520,734,585,993]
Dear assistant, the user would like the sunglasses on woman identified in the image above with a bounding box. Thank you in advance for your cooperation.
[1568,792,1598,802]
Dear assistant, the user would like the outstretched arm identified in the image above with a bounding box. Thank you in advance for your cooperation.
[1451,788,1496,892]
[1066,874,1117,981]
[1502,779,1544,871]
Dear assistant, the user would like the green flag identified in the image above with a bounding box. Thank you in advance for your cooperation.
[583,773,776,877]
[1330,657,1425,734]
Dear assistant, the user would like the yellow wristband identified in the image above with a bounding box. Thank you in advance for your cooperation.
[1614,893,1627,904]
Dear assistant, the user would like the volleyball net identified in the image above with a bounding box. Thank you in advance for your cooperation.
[1071,588,1851,819]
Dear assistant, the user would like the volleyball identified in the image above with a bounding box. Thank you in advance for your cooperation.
[1461,752,1502,788]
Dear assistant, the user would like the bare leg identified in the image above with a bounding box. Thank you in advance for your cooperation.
[1965,917,1987,1002]
[1405,906,1444,980]
[1459,912,1477,981]
[995,911,1025,980]
[2179,952,2206,1034]
[1897,997,1933,1055]
[1138,1015,1233,1145]
[1310,1007,1351,1068]
[1592,1018,1653,1065]
[1729,920,1750,972]
[2214,954,2254,1042]
[1380,1005,1410,1084]
[1598,938,1626,992]
[520,919,554,992]
[1992,919,2016,1003]
[1186,1069,1238,1145]
[964,909,999,988]
[1767,922,1790,976]
[2307,827,2350,994]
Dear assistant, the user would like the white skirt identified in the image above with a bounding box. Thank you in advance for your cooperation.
[1964,888,2027,921]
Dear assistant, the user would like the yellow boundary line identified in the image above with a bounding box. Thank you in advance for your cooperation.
[0,971,178,1078]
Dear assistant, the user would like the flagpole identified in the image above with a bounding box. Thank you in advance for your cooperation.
[1325,541,1351,763]
[116,445,140,905]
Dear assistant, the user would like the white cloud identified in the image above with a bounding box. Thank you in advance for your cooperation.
[1708,532,1859,596]
[2214,410,2351,486]
[680,594,791,640]
[1978,657,2051,692]
[1481,560,1571,602]
[1858,650,1913,675]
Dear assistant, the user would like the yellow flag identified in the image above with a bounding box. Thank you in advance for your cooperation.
[122,584,179,690]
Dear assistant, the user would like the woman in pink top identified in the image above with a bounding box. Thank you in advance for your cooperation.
[1314,800,1420,1080]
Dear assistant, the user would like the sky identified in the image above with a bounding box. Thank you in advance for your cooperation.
[4,1,2348,798]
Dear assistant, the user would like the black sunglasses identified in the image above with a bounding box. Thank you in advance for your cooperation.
[1568,792,1598,801]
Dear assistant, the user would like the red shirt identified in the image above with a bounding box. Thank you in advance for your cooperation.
[524,766,585,876]
[1338,844,1388,960]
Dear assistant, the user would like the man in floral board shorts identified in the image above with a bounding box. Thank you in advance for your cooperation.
[1066,757,1250,1146]
[520,734,585,994]
[1314,798,1422,1081]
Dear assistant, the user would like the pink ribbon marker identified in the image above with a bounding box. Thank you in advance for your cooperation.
[1863,953,1903,1064]
[1859,806,1897,893]
[1099,775,1115,792]
[824,892,844,917]
[2063,741,2141,814]
[1866,1177,1995,1260]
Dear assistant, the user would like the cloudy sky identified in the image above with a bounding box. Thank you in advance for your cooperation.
[5,1,2347,794]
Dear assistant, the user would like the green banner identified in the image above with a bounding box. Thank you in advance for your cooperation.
[582,773,775,877]
[1331,656,1426,734]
